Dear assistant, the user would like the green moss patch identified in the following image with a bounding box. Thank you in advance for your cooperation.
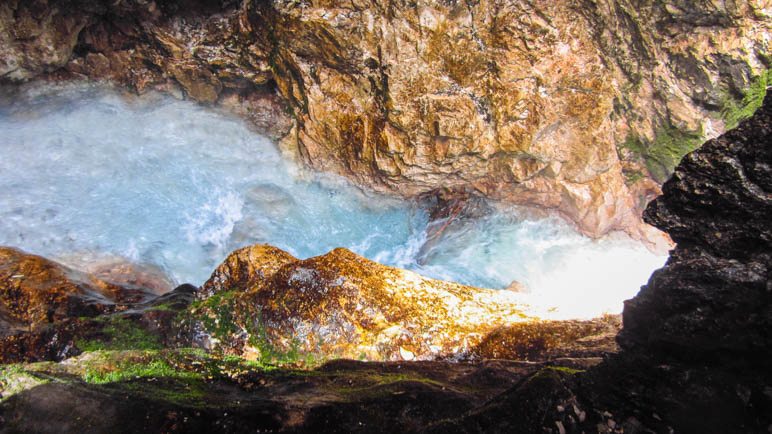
[0,364,50,401]
[190,290,242,340]
[81,357,197,384]
[619,126,703,183]
[76,315,163,352]
[189,290,325,368]
[720,69,769,130]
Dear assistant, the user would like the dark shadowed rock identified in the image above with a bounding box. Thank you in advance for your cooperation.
[581,94,772,434]
[621,93,771,364]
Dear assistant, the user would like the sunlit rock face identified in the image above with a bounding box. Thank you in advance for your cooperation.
[1,0,768,240]
[194,244,534,362]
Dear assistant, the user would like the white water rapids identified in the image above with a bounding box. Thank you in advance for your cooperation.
[0,83,666,319]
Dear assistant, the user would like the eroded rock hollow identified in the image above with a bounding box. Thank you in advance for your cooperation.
[1,1,771,432]
[2,0,768,240]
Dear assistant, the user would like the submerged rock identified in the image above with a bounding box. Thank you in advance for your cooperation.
[194,244,533,362]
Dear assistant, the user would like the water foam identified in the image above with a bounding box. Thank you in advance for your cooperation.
[0,83,665,319]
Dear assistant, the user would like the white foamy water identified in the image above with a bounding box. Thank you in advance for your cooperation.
[0,83,666,319]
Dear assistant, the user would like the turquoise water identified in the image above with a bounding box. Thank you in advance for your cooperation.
[0,83,665,318]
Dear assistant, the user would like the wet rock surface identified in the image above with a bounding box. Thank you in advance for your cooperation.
[0,247,193,363]
[0,246,618,433]
[1,0,768,239]
[0,3,770,430]
[470,315,621,362]
[0,246,123,327]
[193,244,536,362]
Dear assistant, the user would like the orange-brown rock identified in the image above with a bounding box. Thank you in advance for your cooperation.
[0,0,89,81]
[194,244,534,362]
[0,246,125,330]
[0,246,195,362]
[57,254,176,295]
[0,246,141,362]
[248,0,770,241]
[1,0,768,242]
[470,315,621,362]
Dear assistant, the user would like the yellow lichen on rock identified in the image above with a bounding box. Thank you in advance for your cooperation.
[196,244,533,363]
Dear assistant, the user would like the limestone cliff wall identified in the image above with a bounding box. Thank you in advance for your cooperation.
[1,0,769,239]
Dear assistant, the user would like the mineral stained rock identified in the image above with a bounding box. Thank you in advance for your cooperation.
[469,315,621,362]
[0,246,193,363]
[2,0,768,240]
[0,246,126,328]
[194,244,534,362]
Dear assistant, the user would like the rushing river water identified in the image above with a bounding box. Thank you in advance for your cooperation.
[0,83,666,319]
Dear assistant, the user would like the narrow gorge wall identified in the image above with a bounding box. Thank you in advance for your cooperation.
[582,93,772,433]
[1,0,769,239]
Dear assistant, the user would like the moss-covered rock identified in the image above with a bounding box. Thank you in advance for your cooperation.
[0,247,195,363]
[191,244,535,364]
[0,349,555,433]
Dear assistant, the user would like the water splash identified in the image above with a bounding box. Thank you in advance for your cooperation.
[0,83,665,319]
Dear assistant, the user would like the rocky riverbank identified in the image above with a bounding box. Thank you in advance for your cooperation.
[2,0,768,241]
[0,244,621,433]
[1,94,770,432]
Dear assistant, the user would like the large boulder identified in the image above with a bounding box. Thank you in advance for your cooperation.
[621,93,771,364]
[193,245,534,362]
[575,94,772,434]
